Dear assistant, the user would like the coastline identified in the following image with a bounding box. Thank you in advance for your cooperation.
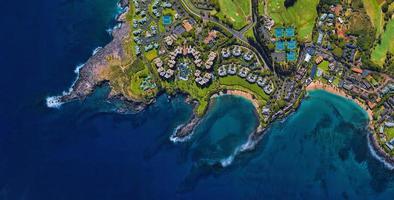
[306,80,394,169]
[305,81,373,122]
[47,0,131,106]
[225,89,260,109]
[171,89,261,142]
[44,0,394,170]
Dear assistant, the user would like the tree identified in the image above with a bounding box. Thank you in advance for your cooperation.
[382,3,389,13]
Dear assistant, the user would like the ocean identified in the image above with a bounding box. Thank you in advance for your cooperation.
[0,0,394,199]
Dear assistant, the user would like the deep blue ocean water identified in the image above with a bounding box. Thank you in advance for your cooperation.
[1,0,394,199]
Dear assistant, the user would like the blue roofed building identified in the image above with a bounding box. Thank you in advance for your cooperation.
[285,27,295,38]
[310,64,317,79]
[287,40,297,50]
[287,51,296,62]
[274,28,284,38]
[273,27,298,63]
[275,41,285,51]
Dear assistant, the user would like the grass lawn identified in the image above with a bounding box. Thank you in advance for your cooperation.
[161,78,221,116]
[318,60,330,74]
[385,127,394,141]
[214,0,251,30]
[218,76,269,102]
[267,0,319,42]
[160,75,271,116]
[362,0,384,36]
[243,27,255,40]
[145,49,158,61]
[371,20,394,66]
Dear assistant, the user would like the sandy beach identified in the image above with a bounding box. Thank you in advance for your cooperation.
[306,81,374,123]
[226,90,260,109]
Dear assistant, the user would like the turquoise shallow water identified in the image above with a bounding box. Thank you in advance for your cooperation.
[175,90,394,199]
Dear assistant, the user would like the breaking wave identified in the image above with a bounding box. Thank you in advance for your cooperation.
[169,124,195,143]
[106,23,121,35]
[92,47,102,55]
[220,129,264,167]
[46,96,63,109]
[46,63,85,108]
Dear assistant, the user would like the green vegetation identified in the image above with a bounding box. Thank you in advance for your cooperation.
[162,8,177,17]
[145,49,158,61]
[267,0,319,41]
[161,78,221,116]
[218,76,270,102]
[318,60,330,74]
[100,59,158,101]
[371,20,394,66]
[243,28,255,41]
[348,10,376,52]
[386,127,394,141]
[362,0,384,36]
[160,75,271,117]
[213,0,251,30]
[130,67,155,98]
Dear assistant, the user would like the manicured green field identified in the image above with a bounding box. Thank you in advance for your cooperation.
[318,60,330,74]
[218,76,269,102]
[215,0,251,30]
[267,0,319,42]
[386,127,394,141]
[371,20,394,66]
[362,0,384,36]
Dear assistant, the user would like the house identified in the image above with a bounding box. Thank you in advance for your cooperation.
[317,32,324,45]
[315,56,323,64]
[351,67,363,74]
[182,20,193,32]
[304,53,312,62]
[204,30,218,44]
[221,48,231,58]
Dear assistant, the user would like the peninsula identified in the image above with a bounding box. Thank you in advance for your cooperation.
[48,0,394,167]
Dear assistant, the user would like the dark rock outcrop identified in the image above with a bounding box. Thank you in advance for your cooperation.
[60,1,130,103]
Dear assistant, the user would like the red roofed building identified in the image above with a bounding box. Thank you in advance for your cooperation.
[182,20,193,32]
[351,67,363,74]
[204,30,218,44]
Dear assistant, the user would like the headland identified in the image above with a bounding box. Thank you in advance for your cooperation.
[47,0,394,167]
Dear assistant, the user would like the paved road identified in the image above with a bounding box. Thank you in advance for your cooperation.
[179,0,268,68]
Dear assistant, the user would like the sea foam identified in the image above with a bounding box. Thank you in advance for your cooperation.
[169,124,195,143]
[367,133,394,170]
[92,47,102,55]
[46,63,85,108]
[46,96,63,109]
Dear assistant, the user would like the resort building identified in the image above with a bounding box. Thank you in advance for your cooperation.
[182,20,193,32]
[221,48,231,58]
[227,64,238,75]
[232,46,242,57]
[204,30,218,44]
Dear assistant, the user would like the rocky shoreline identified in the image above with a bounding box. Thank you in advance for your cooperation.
[369,130,394,168]
[59,1,131,103]
[49,0,393,169]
